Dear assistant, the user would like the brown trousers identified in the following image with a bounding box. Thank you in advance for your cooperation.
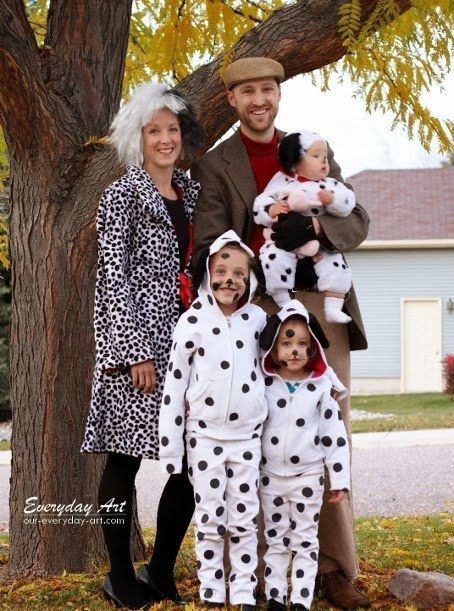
[255,290,359,580]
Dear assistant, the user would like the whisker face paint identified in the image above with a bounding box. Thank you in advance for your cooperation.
[271,317,314,379]
[208,245,251,315]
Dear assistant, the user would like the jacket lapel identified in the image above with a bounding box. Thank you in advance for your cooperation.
[127,165,173,227]
[221,129,286,215]
[172,169,201,223]
[222,130,258,213]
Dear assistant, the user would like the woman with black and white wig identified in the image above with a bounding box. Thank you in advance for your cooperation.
[81,82,203,609]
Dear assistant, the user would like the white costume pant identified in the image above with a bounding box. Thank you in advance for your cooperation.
[260,469,325,607]
[187,434,261,605]
[259,240,352,301]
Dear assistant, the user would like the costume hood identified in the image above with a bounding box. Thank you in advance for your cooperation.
[260,299,329,378]
[278,129,326,173]
[197,230,258,313]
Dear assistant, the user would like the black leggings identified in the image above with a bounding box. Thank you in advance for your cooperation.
[98,452,194,585]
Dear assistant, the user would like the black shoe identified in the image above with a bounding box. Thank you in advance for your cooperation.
[290,605,309,611]
[102,575,150,610]
[267,600,286,611]
[237,605,256,611]
[204,603,225,608]
[137,564,185,603]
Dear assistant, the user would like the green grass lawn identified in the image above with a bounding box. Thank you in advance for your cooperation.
[0,515,452,609]
[0,394,451,453]
[351,392,454,433]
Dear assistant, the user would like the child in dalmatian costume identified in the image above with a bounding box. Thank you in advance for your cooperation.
[159,230,267,609]
[253,130,355,323]
[259,299,351,611]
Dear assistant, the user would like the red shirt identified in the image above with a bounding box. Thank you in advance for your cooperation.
[240,129,281,255]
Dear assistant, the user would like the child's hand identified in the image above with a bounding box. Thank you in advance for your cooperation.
[330,388,342,401]
[329,490,346,504]
[318,189,333,205]
[269,201,290,219]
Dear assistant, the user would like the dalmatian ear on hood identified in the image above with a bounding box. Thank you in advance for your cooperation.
[192,247,210,292]
[278,132,302,173]
[259,314,282,351]
[308,313,330,349]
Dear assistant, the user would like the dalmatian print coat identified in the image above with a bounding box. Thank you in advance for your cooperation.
[81,164,200,459]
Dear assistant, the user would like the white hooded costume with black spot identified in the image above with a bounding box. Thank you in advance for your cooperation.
[258,300,350,607]
[253,130,354,321]
[159,230,267,605]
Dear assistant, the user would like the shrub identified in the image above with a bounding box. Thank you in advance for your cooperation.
[442,354,454,396]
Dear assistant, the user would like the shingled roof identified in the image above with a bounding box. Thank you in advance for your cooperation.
[347,167,454,241]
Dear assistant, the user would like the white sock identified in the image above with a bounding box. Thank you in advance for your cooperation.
[272,290,291,307]
[324,296,351,324]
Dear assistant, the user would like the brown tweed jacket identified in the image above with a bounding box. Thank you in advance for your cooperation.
[191,129,368,351]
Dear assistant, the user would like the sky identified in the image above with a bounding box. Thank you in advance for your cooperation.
[222,71,454,179]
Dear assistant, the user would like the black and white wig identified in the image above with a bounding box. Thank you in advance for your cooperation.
[110,81,203,167]
[278,129,326,173]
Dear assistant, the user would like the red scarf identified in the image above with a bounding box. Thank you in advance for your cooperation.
[179,223,194,310]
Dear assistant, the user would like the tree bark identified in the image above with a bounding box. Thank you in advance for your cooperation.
[1,0,138,577]
[0,0,412,576]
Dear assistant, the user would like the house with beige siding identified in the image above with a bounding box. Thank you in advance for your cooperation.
[345,167,454,395]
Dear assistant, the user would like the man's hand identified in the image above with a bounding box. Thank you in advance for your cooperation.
[271,211,317,251]
[131,360,156,393]
[318,189,333,205]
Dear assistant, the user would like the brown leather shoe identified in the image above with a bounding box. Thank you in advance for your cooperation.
[315,570,371,609]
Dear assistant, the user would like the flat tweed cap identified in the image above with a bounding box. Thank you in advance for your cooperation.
[223,57,285,89]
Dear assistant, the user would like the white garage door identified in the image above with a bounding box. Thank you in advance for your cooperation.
[402,298,442,392]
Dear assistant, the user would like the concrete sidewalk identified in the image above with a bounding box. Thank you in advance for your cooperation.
[352,427,453,449]
[0,428,452,466]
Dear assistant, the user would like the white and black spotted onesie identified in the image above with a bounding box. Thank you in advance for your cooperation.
[254,171,354,304]
[159,230,267,606]
[81,164,200,459]
[259,300,351,608]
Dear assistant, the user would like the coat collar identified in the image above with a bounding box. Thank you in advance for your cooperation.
[126,164,200,223]
[220,128,285,210]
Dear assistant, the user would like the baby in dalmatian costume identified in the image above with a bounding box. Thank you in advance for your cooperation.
[253,129,355,323]
[159,230,267,608]
[259,299,351,610]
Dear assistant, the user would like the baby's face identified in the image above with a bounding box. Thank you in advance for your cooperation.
[294,141,329,180]
[209,247,249,310]
[274,320,311,372]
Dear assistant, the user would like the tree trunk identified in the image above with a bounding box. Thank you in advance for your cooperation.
[1,0,412,577]
[8,146,148,576]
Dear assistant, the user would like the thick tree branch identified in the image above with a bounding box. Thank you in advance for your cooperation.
[0,1,57,152]
[44,0,133,138]
[178,0,412,159]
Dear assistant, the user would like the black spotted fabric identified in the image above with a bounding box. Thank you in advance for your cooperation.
[261,470,324,606]
[81,164,200,459]
[260,300,350,490]
[253,170,354,307]
[159,230,267,474]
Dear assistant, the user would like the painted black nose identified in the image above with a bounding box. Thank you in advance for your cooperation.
[226,278,233,285]
[292,350,298,356]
